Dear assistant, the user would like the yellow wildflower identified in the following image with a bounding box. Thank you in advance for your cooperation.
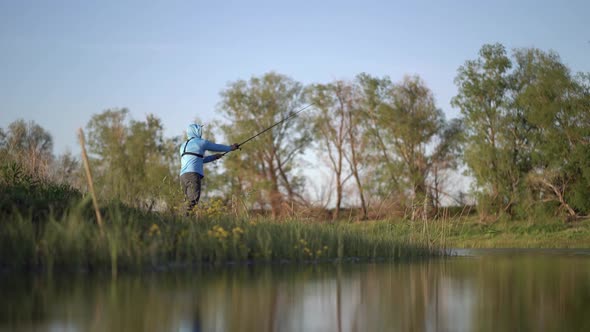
[148,223,161,236]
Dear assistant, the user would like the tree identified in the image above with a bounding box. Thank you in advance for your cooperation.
[452,43,518,218]
[0,128,5,149]
[219,72,310,218]
[86,109,130,201]
[356,73,397,203]
[454,43,590,220]
[338,73,413,219]
[387,76,444,201]
[307,81,355,219]
[85,109,179,210]
[362,74,461,218]
[428,118,464,209]
[513,48,590,217]
[0,119,54,178]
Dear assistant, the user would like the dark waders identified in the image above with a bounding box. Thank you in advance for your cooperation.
[181,172,203,215]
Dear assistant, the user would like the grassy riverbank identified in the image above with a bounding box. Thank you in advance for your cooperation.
[2,178,588,274]
[0,210,438,273]
[0,181,439,273]
[441,218,590,248]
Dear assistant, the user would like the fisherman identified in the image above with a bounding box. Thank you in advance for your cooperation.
[180,124,238,215]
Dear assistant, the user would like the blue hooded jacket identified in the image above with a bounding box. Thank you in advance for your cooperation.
[179,124,232,176]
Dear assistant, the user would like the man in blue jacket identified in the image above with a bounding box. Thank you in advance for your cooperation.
[180,124,238,215]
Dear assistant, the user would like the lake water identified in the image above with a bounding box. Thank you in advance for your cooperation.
[1,249,589,331]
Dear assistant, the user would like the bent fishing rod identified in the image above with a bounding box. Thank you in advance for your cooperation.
[222,102,315,157]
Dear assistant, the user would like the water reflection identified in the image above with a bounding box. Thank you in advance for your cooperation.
[1,251,590,331]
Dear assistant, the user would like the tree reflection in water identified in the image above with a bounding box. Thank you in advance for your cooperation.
[1,251,590,331]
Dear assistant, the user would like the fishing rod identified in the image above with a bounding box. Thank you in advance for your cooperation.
[222,102,315,157]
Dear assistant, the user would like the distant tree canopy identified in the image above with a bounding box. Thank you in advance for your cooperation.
[0,119,53,177]
[0,119,85,190]
[306,74,462,219]
[453,43,590,219]
[218,72,311,218]
[306,80,357,219]
[85,108,180,211]
[2,43,588,221]
[362,75,462,214]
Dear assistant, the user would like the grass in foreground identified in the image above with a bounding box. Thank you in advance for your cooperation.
[4,173,588,275]
[0,172,441,274]
[0,193,440,274]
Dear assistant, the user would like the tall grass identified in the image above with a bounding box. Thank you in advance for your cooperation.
[0,166,442,274]
[0,204,441,274]
[0,161,444,274]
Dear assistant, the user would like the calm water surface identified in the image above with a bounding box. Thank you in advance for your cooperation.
[1,249,590,332]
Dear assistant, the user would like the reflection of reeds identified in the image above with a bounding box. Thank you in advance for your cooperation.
[4,254,589,332]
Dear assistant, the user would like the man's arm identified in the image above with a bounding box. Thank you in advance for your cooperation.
[203,154,221,163]
[203,141,232,153]
[204,141,240,152]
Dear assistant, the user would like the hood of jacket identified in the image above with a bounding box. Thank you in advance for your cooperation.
[186,124,202,139]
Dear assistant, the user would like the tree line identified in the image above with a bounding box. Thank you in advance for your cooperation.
[2,43,588,221]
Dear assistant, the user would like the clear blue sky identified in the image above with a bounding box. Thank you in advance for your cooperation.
[1,0,589,155]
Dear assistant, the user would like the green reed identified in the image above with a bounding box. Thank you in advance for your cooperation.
[0,199,443,274]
